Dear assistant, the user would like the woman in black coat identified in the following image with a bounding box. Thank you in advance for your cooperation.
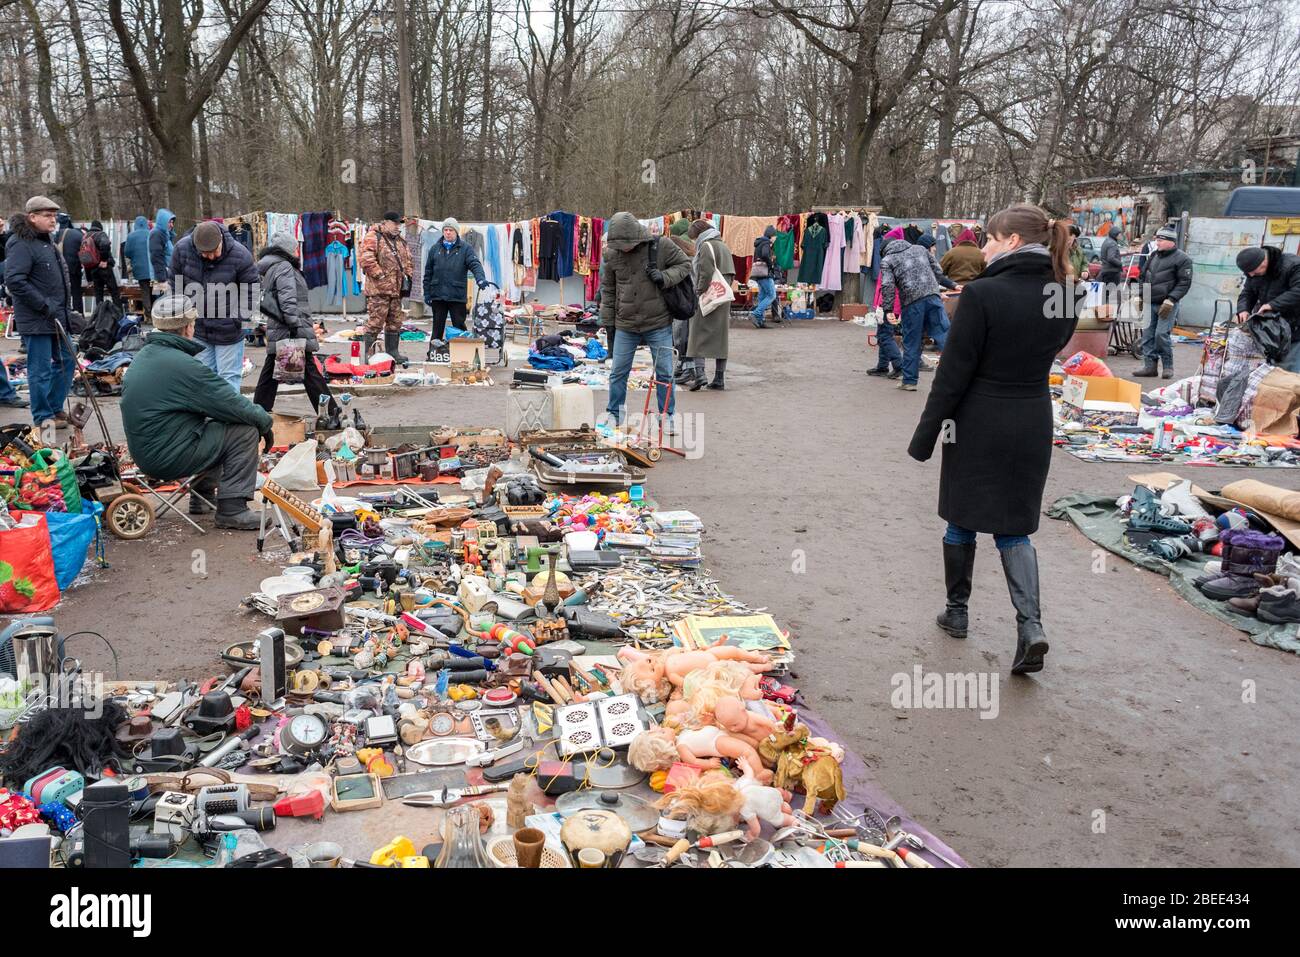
[908,204,1077,675]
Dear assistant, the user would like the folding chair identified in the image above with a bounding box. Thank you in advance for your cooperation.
[121,470,214,534]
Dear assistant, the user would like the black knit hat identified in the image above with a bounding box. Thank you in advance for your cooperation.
[1236,247,1267,273]
[383,210,402,223]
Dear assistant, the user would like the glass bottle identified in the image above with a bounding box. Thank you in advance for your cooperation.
[434,805,492,868]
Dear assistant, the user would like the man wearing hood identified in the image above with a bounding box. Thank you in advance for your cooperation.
[149,208,175,298]
[169,220,259,392]
[1236,245,1300,370]
[123,214,154,314]
[4,197,78,428]
[54,212,84,313]
[422,216,490,354]
[599,211,691,424]
[358,212,414,364]
[879,234,956,390]
[1098,224,1124,318]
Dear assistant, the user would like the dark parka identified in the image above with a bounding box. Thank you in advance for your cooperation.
[119,331,272,480]
[422,234,487,304]
[1098,226,1124,283]
[169,224,259,345]
[3,213,73,335]
[1237,246,1300,330]
[598,212,692,335]
[149,209,175,281]
[257,243,317,351]
[908,251,1078,536]
[1139,245,1193,305]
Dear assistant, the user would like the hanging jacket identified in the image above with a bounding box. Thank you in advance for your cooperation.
[123,216,152,282]
[3,212,73,335]
[120,331,272,480]
[149,209,175,281]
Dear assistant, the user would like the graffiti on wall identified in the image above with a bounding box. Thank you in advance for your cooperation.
[1070,195,1138,239]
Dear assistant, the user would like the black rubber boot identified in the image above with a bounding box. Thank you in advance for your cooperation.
[1133,360,1159,377]
[188,482,217,515]
[936,542,975,638]
[361,334,377,361]
[214,499,260,530]
[1000,542,1050,674]
[676,359,697,384]
[687,363,708,391]
[708,358,726,390]
[385,332,408,368]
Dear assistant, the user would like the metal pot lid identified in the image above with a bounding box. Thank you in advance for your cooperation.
[405,737,485,766]
[554,789,658,832]
[585,750,646,790]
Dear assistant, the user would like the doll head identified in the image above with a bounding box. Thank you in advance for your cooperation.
[712,696,750,734]
[684,660,751,721]
[653,772,743,833]
[621,654,672,704]
[626,726,678,772]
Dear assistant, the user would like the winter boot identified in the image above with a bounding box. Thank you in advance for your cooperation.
[936,541,975,638]
[687,363,708,392]
[675,359,696,384]
[1133,359,1159,377]
[214,498,260,530]
[189,480,217,515]
[999,542,1050,675]
[708,359,727,390]
[361,334,377,362]
[385,332,408,368]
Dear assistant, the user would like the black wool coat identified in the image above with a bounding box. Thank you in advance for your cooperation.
[908,251,1077,536]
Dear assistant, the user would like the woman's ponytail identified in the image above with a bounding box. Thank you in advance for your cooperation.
[1046,217,1071,285]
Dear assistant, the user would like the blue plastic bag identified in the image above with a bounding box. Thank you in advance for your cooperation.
[585,339,607,360]
[42,500,102,589]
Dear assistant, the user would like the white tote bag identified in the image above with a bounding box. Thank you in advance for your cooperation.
[698,265,735,313]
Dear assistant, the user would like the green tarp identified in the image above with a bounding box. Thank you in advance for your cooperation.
[1047,492,1300,655]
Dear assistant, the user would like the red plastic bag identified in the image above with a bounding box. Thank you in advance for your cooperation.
[0,512,61,612]
[1061,351,1112,378]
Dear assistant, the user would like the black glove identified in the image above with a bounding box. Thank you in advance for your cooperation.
[646,266,665,286]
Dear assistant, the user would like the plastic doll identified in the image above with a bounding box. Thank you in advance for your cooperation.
[653,773,742,836]
[733,755,796,840]
[713,696,777,748]
[617,645,772,705]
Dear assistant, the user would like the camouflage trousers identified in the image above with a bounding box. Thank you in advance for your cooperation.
[364,296,405,334]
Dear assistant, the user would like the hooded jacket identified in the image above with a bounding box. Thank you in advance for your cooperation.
[880,239,954,310]
[598,212,691,334]
[3,212,73,335]
[123,215,152,282]
[358,223,413,299]
[1237,246,1300,326]
[257,238,316,350]
[1139,244,1193,306]
[422,225,487,304]
[940,229,985,282]
[55,212,83,285]
[120,331,272,480]
[170,223,259,345]
[149,209,175,281]
[1098,225,1124,282]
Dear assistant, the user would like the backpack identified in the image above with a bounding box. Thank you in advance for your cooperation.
[648,238,698,322]
[78,231,102,269]
[78,298,122,358]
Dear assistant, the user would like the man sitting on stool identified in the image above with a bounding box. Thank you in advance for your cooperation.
[120,295,273,529]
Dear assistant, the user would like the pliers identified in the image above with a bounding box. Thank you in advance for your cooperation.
[401,784,509,807]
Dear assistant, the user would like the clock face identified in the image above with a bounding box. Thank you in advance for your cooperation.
[288,714,328,749]
[429,712,456,736]
[289,592,327,613]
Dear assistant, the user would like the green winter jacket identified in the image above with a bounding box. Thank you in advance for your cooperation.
[119,332,273,479]
[598,212,692,334]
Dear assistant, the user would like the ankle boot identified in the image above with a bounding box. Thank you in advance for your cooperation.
[999,542,1050,674]
[214,498,260,530]
[936,541,975,638]
[687,362,708,391]
[385,332,408,368]
[708,358,726,390]
[361,334,377,362]
[676,360,696,384]
[188,481,217,515]
[1133,360,1159,377]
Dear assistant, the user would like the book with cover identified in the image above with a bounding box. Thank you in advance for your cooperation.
[671,614,791,652]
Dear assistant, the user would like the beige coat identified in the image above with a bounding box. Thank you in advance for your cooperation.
[687,234,734,359]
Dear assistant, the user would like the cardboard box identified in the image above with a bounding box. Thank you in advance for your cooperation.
[449,337,486,368]
[1061,375,1141,426]
[839,304,869,322]
[271,413,309,447]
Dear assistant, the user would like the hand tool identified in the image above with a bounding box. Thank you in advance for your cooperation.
[402,783,509,807]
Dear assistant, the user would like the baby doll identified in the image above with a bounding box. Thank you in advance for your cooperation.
[733,755,796,840]
[713,696,777,748]
[653,772,742,836]
[627,724,774,784]
[618,645,772,705]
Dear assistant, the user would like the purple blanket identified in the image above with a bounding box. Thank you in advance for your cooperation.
[300,211,331,289]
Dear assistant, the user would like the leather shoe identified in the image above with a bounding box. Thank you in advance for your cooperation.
[1257,586,1300,624]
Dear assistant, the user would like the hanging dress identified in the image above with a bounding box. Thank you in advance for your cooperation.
[796,223,829,285]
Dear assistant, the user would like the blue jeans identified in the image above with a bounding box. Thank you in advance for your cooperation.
[22,333,75,425]
[1140,301,1178,369]
[751,278,776,324]
[195,338,246,393]
[874,318,902,371]
[0,359,18,402]
[606,325,675,423]
[944,523,1029,551]
[922,298,949,350]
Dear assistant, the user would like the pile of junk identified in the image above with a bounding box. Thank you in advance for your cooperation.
[0,424,964,869]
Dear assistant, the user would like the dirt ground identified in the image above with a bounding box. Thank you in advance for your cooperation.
[6,320,1300,867]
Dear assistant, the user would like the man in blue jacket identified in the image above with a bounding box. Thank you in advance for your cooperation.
[169,220,258,392]
[4,196,78,429]
[149,208,175,300]
[123,214,153,314]
[422,218,491,351]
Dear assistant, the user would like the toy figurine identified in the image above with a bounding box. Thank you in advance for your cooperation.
[758,723,845,815]
[713,697,777,747]
[733,755,796,840]
[617,645,772,705]
[626,724,773,784]
[653,773,744,836]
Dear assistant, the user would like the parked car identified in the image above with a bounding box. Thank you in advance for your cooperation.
[1077,235,1103,262]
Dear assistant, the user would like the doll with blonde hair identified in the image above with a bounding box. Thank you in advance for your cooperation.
[617,644,771,706]
[653,772,743,835]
